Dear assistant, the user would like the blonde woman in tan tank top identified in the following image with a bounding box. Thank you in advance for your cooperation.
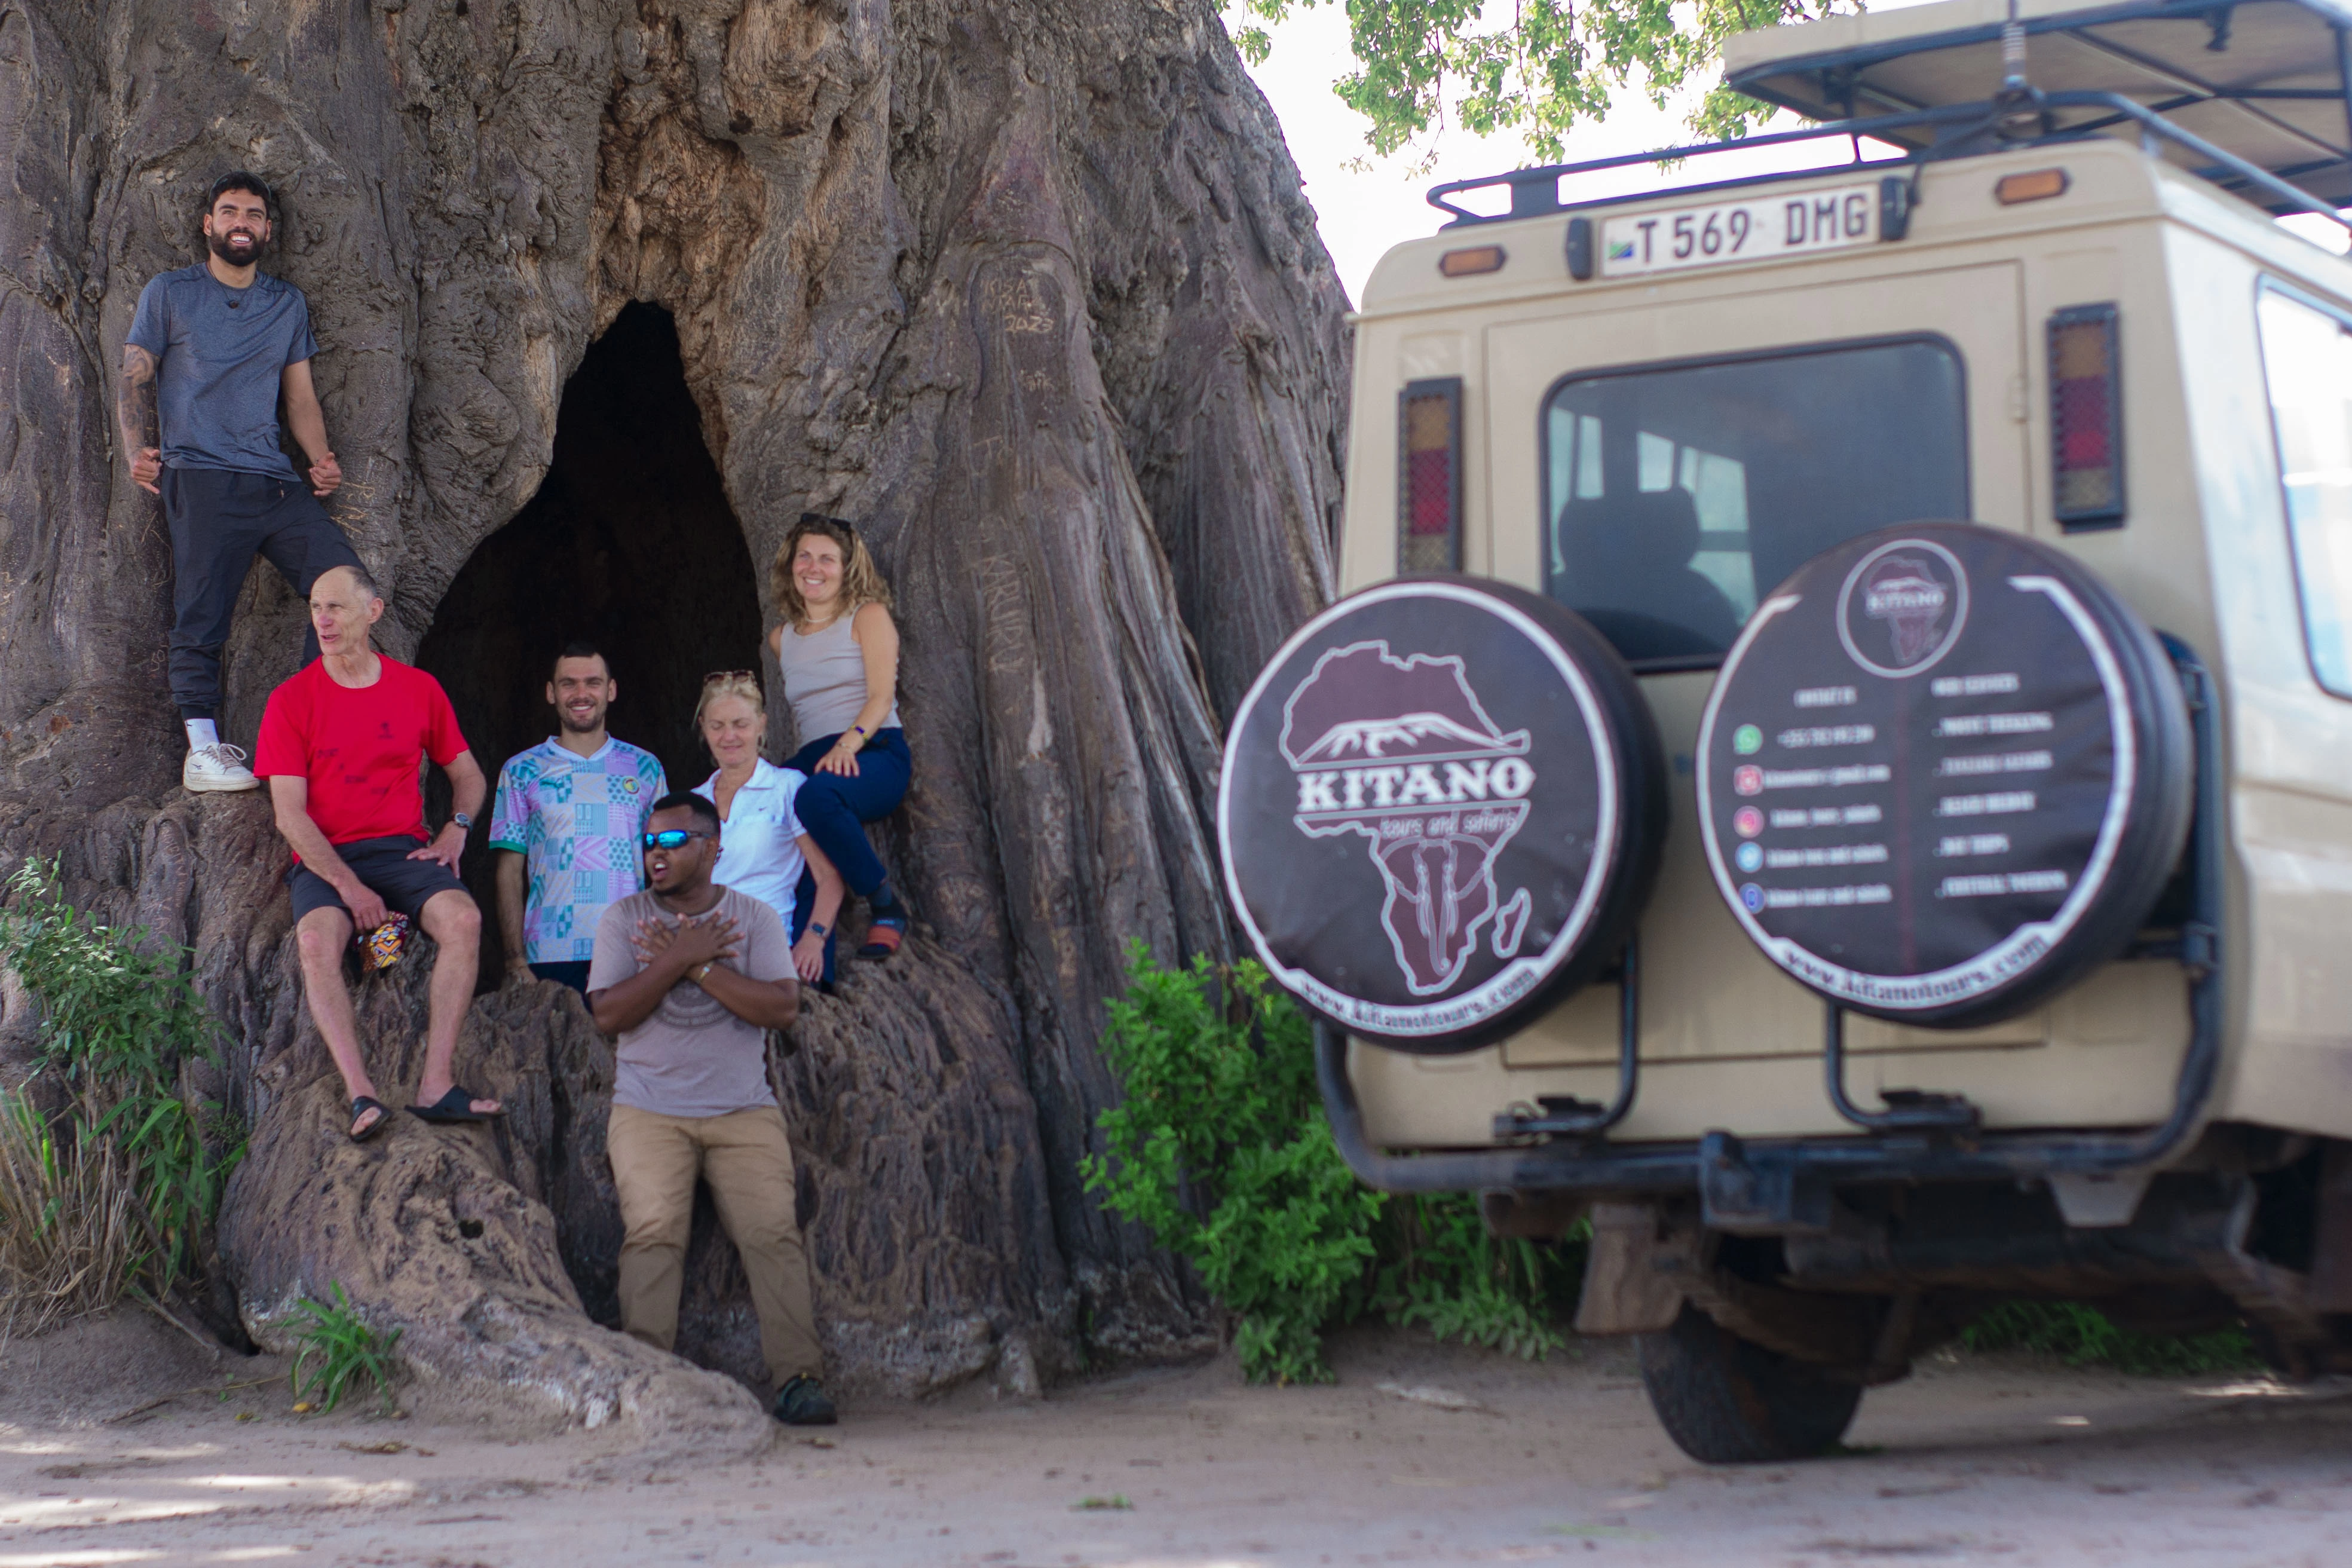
[765,513,911,971]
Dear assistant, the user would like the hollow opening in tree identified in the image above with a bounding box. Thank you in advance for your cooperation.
[418,302,762,981]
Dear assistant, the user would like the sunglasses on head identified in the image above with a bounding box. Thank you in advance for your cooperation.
[642,828,715,850]
[703,669,757,685]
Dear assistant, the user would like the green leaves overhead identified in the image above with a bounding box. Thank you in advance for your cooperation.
[1230,0,1855,161]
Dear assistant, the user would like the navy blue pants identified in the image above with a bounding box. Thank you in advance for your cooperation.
[163,466,362,720]
[786,728,911,983]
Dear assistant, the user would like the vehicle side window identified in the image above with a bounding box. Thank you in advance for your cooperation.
[2256,289,2352,699]
[1544,339,1968,668]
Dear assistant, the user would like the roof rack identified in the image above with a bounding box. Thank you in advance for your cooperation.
[1429,0,2352,230]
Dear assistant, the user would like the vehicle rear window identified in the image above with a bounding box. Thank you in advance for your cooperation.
[1543,339,1970,667]
[2256,287,2352,700]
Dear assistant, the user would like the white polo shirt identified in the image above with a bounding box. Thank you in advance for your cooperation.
[693,759,810,930]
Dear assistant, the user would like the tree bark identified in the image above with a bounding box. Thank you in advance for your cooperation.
[0,0,1348,1425]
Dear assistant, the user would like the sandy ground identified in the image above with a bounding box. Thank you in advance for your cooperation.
[3,1312,2350,1567]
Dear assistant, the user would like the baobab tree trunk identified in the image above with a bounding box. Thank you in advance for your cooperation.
[0,0,1348,1435]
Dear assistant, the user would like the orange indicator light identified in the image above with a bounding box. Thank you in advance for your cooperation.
[1438,245,1507,277]
[1996,169,2071,205]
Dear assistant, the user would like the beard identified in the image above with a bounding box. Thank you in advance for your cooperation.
[206,228,262,265]
[558,705,605,734]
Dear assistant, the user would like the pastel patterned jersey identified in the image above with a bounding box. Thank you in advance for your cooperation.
[489,737,669,964]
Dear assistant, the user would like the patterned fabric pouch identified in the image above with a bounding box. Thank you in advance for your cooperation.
[354,912,411,970]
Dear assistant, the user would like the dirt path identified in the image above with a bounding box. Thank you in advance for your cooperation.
[4,1313,2348,1566]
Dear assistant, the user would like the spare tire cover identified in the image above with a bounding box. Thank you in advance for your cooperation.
[1695,523,2192,1027]
[1220,575,1665,1054]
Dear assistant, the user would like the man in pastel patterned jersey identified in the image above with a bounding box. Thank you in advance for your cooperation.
[491,642,669,993]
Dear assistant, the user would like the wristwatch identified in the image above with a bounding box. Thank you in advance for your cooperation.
[807,920,831,938]
[451,811,473,832]
[691,961,715,985]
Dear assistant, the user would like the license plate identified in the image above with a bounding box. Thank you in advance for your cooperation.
[1599,182,1884,278]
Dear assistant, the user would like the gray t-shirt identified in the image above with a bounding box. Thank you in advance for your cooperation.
[125,264,319,480]
[587,887,793,1118]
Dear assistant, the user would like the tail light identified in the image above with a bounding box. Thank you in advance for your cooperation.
[2049,304,2124,529]
[1399,377,1464,572]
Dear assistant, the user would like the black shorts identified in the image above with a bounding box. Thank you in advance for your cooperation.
[286,835,469,926]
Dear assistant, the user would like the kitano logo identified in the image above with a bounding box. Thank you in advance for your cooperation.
[1291,755,1535,813]
[1281,642,1535,996]
[1864,569,1947,652]
[1836,538,1970,678]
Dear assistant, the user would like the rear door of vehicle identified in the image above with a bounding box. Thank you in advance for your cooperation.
[1483,261,2035,1076]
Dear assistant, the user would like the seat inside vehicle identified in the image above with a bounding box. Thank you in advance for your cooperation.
[1556,489,1743,662]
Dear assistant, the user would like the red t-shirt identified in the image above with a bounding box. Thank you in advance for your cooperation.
[254,655,468,849]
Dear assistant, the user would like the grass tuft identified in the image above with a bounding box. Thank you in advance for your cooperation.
[289,1283,403,1415]
[0,1088,142,1337]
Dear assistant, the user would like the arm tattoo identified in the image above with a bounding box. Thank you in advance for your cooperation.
[117,344,157,452]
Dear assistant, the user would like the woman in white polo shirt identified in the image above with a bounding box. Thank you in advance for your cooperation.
[691,671,842,984]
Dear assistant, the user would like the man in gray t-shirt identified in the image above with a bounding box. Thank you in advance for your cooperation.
[118,171,363,795]
[586,792,835,1426]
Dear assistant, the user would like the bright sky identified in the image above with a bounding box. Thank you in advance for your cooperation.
[1235,1,2348,305]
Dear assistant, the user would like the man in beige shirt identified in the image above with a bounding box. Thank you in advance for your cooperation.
[586,792,834,1426]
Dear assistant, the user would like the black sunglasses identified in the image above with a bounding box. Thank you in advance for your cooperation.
[642,829,715,850]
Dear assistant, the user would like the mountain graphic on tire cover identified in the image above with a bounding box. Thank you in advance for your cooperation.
[1220,575,1665,1054]
[1278,642,1536,995]
[1696,522,2193,1027]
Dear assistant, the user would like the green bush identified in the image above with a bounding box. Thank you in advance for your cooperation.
[1081,947,1575,1383]
[1961,1300,2256,1376]
[0,858,240,1297]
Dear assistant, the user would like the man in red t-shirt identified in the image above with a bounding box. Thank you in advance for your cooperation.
[255,562,502,1141]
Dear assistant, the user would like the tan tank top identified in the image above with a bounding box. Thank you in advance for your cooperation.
[775,611,899,741]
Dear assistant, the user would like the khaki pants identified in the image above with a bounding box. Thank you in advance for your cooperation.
[607,1102,823,1387]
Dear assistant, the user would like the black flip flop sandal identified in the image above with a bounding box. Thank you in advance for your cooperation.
[407,1085,506,1123]
[349,1095,390,1143]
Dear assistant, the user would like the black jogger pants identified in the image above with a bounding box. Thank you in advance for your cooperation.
[162,466,363,721]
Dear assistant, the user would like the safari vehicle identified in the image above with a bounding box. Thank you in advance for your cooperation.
[1216,0,2352,1461]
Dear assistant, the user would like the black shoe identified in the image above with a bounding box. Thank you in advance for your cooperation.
[772,1375,837,1426]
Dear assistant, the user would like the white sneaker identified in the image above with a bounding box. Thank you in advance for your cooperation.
[183,742,259,793]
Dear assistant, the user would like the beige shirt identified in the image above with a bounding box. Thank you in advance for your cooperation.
[775,611,900,742]
[587,886,792,1118]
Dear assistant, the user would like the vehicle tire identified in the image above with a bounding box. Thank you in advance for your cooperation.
[1637,1303,1863,1463]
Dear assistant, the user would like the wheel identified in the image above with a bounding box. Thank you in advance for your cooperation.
[1637,1303,1863,1463]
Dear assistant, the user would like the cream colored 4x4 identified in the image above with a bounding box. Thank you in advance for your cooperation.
[1217,0,2352,1461]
